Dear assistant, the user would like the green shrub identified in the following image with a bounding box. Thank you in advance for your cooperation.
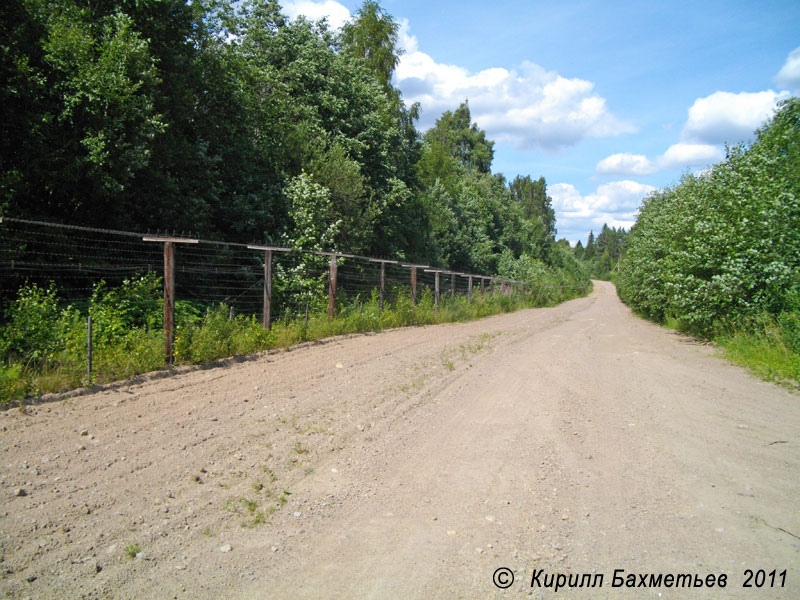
[619,99,800,335]
[0,363,27,403]
[174,305,275,364]
[617,98,800,385]
[1,283,63,361]
[89,273,162,345]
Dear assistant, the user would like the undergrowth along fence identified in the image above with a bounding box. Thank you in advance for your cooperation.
[1,217,533,367]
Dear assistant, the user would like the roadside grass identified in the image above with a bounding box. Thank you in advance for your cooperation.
[660,311,799,390]
[716,313,800,390]
[1,281,589,404]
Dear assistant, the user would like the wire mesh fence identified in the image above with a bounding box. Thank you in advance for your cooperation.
[0,217,595,402]
[0,217,523,340]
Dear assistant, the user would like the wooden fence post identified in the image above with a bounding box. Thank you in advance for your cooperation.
[450,272,455,298]
[250,245,293,329]
[263,249,272,329]
[143,235,199,366]
[434,271,440,313]
[380,261,385,311]
[468,276,473,303]
[163,241,175,365]
[328,254,337,320]
[370,259,398,311]
[411,266,417,305]
[86,315,92,381]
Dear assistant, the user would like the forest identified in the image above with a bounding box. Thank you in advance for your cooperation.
[1,0,581,277]
[572,224,627,280]
[1,0,592,400]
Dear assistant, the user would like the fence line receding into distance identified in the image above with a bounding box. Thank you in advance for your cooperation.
[0,217,532,364]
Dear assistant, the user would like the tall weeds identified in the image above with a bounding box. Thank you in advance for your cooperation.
[0,277,589,403]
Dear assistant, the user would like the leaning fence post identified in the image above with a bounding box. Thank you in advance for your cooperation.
[328,254,337,320]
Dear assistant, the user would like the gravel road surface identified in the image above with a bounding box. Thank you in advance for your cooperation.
[2,281,798,599]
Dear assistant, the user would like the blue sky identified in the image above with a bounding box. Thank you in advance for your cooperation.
[281,0,800,243]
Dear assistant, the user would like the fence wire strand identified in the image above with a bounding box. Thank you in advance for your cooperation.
[0,217,537,326]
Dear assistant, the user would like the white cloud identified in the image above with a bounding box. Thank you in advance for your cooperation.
[397,18,418,53]
[659,143,723,168]
[551,180,655,241]
[596,88,784,176]
[682,90,788,145]
[596,153,654,176]
[775,46,800,90]
[282,0,351,30]
[396,54,635,151]
[279,3,633,151]
[596,143,724,176]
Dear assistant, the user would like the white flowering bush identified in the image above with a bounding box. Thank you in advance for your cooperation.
[274,172,343,314]
[618,98,800,336]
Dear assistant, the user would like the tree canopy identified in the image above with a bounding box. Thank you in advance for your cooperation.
[2,0,570,279]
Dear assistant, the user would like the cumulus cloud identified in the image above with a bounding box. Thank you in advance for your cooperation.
[659,143,723,168]
[279,2,633,151]
[681,90,788,145]
[775,46,800,90]
[396,57,635,150]
[596,89,786,176]
[596,143,724,176]
[550,180,655,241]
[595,153,654,176]
[397,18,418,53]
[281,0,351,30]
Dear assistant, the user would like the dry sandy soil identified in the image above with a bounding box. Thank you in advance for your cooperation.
[1,281,798,599]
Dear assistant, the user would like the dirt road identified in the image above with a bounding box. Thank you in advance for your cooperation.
[1,281,798,599]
